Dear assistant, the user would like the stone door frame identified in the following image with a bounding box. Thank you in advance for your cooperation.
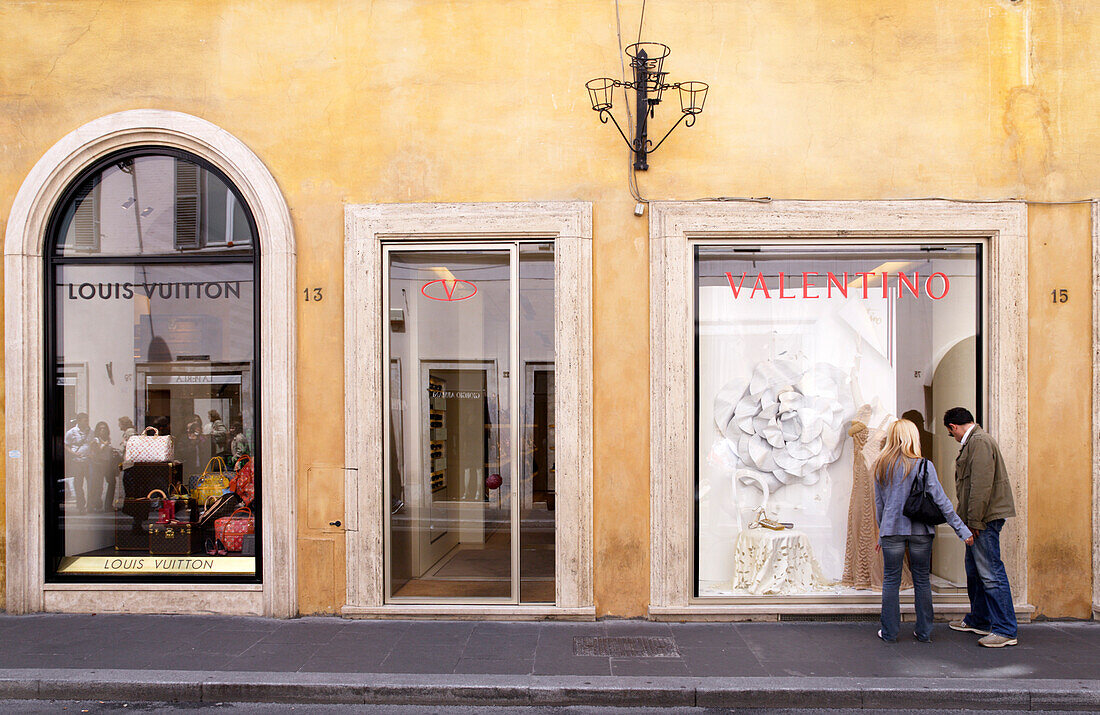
[342,202,594,618]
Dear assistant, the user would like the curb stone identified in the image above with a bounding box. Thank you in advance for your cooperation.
[0,671,1096,709]
[695,680,863,709]
[523,684,695,707]
[202,682,368,705]
[858,685,1030,711]
[1028,684,1100,711]
[36,679,202,703]
[0,679,38,699]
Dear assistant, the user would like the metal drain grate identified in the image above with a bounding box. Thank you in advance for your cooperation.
[573,636,680,658]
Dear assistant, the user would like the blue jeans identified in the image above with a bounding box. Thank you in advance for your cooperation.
[963,518,1017,638]
[880,534,934,642]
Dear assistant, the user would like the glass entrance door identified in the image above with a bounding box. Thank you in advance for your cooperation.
[384,243,556,603]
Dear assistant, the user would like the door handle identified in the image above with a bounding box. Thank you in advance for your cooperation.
[329,520,342,527]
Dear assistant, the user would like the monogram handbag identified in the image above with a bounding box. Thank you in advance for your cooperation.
[903,459,947,525]
[122,427,174,467]
[214,506,255,552]
[192,457,230,504]
[229,455,254,506]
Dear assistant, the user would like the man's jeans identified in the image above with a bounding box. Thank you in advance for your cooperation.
[880,534,934,642]
[963,519,1017,638]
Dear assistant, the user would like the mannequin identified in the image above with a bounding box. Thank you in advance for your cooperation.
[734,468,771,531]
[841,377,910,590]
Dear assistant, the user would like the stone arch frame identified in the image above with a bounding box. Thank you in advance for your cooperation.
[4,110,297,616]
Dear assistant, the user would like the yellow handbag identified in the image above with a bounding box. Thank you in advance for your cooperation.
[191,456,230,504]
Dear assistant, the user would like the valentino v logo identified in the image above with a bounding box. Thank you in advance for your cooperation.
[421,279,478,302]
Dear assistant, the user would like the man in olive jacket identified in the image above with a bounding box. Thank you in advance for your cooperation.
[943,407,1018,647]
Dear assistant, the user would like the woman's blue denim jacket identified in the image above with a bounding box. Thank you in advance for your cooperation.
[873,458,972,544]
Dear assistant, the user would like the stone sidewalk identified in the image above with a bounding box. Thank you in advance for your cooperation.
[0,615,1097,708]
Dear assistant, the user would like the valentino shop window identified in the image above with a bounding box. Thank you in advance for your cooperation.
[5,111,296,616]
[649,201,1030,618]
[343,203,594,617]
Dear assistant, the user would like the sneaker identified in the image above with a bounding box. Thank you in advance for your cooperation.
[978,633,1018,648]
[949,620,991,635]
[877,629,895,643]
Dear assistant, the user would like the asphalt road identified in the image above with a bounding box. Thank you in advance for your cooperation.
[10,704,1100,715]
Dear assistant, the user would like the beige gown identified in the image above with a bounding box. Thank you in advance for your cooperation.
[841,413,911,590]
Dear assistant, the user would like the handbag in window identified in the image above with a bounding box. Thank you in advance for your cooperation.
[902,458,947,525]
[192,456,230,504]
[122,427,174,467]
[198,492,241,529]
[229,454,254,506]
[214,506,255,552]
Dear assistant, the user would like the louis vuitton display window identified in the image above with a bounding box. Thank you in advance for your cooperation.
[45,148,260,580]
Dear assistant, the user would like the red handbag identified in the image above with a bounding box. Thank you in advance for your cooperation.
[149,489,174,523]
[214,506,254,552]
[229,455,254,506]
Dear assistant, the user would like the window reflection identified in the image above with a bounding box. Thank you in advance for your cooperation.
[48,149,258,579]
[54,155,253,257]
[693,246,981,599]
[385,244,557,602]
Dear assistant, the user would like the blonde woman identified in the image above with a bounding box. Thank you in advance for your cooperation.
[873,418,973,643]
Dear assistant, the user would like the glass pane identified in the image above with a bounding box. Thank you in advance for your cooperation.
[387,250,512,600]
[693,246,980,598]
[51,262,256,577]
[53,154,254,257]
[519,243,555,603]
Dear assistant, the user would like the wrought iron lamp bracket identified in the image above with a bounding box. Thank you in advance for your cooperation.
[597,107,634,153]
[647,108,697,156]
[586,44,708,171]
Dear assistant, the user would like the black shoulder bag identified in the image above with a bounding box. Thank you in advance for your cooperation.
[902,459,947,525]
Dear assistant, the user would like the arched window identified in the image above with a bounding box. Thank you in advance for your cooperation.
[46,147,260,581]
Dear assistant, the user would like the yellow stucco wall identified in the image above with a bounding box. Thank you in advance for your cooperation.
[0,1,1096,616]
[1027,204,1093,618]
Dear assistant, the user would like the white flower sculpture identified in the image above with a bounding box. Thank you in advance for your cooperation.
[712,357,853,493]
